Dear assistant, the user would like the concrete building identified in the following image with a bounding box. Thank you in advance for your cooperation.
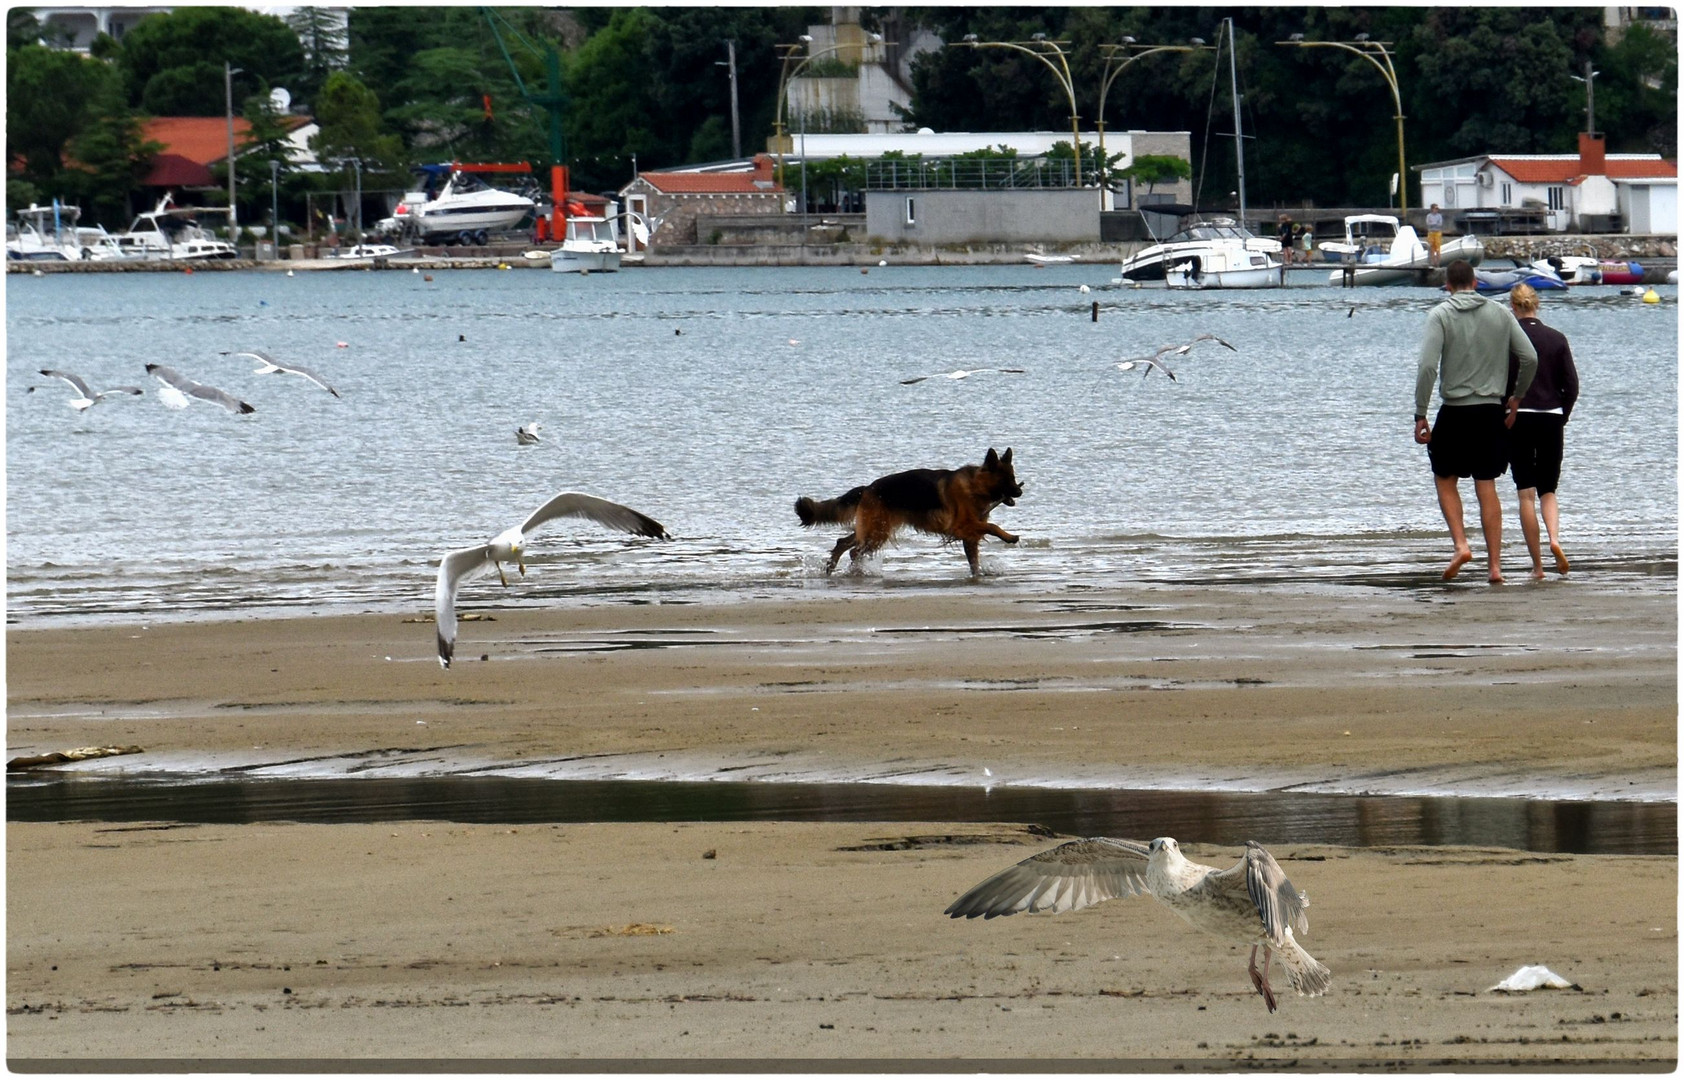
[33,7,170,50]
[1415,134,1677,233]
[781,6,943,136]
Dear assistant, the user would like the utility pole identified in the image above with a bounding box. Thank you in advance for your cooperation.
[1570,60,1600,134]
[225,62,239,237]
[718,41,742,159]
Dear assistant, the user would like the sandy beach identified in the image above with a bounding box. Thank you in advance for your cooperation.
[7,579,1677,1066]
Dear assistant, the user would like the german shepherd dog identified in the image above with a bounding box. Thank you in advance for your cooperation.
[795,447,1023,576]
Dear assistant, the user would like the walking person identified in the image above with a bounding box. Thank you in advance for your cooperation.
[1505,283,1579,579]
[1277,213,1294,265]
[1425,204,1445,268]
[1414,260,1538,583]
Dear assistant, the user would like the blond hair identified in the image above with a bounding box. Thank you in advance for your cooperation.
[1509,283,1540,314]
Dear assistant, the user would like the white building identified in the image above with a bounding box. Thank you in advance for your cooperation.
[34,7,171,50]
[1416,134,1677,233]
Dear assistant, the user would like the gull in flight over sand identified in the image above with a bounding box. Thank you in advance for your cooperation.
[516,422,543,446]
[144,364,255,414]
[901,367,1027,385]
[946,836,1330,1013]
[435,492,669,668]
[36,369,143,411]
[219,350,340,398]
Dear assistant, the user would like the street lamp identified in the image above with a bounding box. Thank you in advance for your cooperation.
[773,32,888,199]
[1096,40,1205,206]
[269,158,279,258]
[952,34,1084,185]
[1569,61,1600,135]
[716,41,741,159]
[225,62,242,240]
[1277,33,1408,215]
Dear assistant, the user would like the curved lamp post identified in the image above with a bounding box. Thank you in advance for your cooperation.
[954,33,1083,185]
[774,33,886,198]
[1096,39,1204,203]
[1277,33,1407,216]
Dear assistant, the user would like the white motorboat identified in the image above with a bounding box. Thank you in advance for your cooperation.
[549,215,623,274]
[1120,209,1284,288]
[113,195,238,259]
[1320,213,1483,286]
[1528,255,1601,285]
[1024,252,1077,265]
[397,167,535,245]
[324,243,404,260]
[1118,20,1282,291]
[6,203,127,261]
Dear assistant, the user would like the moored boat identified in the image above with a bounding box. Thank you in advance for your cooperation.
[550,215,623,274]
[1120,206,1283,289]
[112,195,238,259]
[1321,214,1483,286]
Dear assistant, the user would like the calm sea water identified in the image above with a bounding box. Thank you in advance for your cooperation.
[6,265,1677,624]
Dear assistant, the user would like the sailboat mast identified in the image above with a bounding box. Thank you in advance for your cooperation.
[1228,17,1247,231]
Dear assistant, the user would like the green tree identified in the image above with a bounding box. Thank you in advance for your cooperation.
[117,7,303,115]
[1120,153,1193,195]
[285,6,348,102]
[6,45,115,189]
[310,70,401,168]
[60,81,160,227]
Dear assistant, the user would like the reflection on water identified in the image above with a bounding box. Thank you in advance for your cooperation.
[7,776,1673,855]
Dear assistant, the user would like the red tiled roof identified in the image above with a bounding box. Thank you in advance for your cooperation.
[1490,156,1677,183]
[640,171,782,194]
[139,115,311,187]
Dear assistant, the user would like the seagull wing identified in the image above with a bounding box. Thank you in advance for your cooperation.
[39,370,93,398]
[145,364,196,393]
[900,375,933,384]
[519,492,670,540]
[1202,841,1311,943]
[94,387,144,401]
[276,361,340,398]
[223,350,279,371]
[187,381,256,414]
[944,837,1152,919]
[435,543,493,668]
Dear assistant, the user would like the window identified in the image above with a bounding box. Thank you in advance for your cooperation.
[1501,182,1512,205]
[1547,186,1565,211]
[904,197,916,226]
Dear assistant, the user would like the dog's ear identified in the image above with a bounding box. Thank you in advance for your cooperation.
[1001,447,1013,465]
[984,447,999,467]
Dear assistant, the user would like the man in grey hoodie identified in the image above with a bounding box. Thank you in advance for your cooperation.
[1414,260,1538,582]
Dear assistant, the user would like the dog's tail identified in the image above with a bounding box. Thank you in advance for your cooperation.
[795,486,865,527]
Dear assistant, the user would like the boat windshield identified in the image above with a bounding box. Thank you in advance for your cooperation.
[1165,220,1253,243]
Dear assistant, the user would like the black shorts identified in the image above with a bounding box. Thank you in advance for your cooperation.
[1508,411,1566,493]
[1427,403,1509,481]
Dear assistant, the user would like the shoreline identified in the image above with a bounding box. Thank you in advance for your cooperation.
[8,582,1675,804]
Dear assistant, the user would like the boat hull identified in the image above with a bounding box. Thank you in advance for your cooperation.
[551,248,622,273]
[1325,235,1484,286]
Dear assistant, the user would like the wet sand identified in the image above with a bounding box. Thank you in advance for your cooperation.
[6,580,1678,1065]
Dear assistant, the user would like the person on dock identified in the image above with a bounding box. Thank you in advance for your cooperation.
[1505,283,1579,580]
[1277,214,1295,265]
[1413,259,1538,583]
[1425,204,1445,268]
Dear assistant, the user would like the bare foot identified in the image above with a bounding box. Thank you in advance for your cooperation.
[1550,541,1569,576]
[1488,570,1505,585]
[1531,565,1547,581]
[1443,549,1473,581]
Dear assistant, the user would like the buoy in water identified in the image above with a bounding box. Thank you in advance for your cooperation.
[336,341,348,348]
[286,269,294,277]
[1643,287,1660,304]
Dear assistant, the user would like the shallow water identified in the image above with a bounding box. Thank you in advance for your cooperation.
[5,775,1672,855]
[7,266,1677,623]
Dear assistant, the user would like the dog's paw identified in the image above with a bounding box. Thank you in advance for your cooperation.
[1001,532,1020,545]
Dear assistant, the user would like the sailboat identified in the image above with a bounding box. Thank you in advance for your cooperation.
[1119,18,1284,289]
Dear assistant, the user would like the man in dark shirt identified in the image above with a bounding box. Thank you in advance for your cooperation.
[1506,284,1580,579]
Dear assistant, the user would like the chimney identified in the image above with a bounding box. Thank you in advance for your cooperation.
[1578,132,1606,176]
[752,153,773,180]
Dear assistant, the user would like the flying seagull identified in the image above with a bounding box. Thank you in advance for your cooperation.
[1109,355,1178,381]
[144,364,255,414]
[37,369,143,411]
[900,368,1027,385]
[516,422,543,446]
[946,836,1330,1013]
[219,350,340,398]
[434,492,669,668]
[1154,332,1237,358]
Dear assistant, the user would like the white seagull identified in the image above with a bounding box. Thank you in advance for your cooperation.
[144,364,255,414]
[900,367,1027,385]
[37,369,143,411]
[516,422,543,445]
[946,836,1330,1013]
[220,350,340,398]
[1109,355,1178,382]
[1154,332,1237,358]
[435,492,669,668]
